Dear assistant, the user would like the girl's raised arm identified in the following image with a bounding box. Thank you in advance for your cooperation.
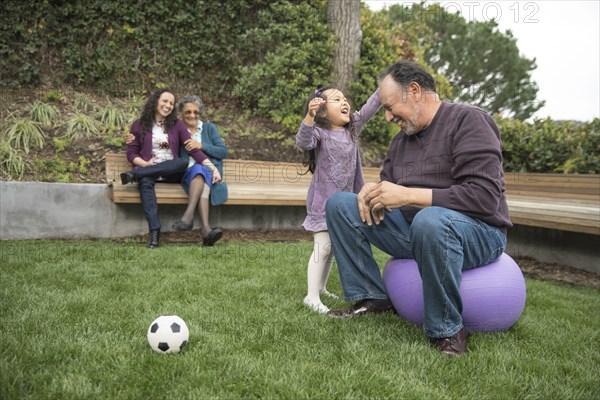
[352,89,381,134]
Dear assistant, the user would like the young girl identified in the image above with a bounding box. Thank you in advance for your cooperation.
[296,85,381,313]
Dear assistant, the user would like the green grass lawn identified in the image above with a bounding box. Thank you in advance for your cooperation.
[1,239,599,399]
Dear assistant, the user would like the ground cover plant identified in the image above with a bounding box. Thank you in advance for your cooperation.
[1,240,599,399]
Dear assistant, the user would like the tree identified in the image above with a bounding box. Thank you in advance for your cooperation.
[327,0,362,93]
[387,3,544,119]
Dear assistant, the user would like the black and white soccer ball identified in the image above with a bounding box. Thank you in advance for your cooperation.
[147,315,189,354]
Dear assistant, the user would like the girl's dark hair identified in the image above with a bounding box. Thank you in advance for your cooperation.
[301,85,355,174]
[138,88,177,146]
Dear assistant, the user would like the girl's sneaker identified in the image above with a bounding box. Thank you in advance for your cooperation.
[320,290,339,300]
[303,297,330,314]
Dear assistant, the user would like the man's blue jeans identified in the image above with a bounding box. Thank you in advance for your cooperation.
[133,158,188,231]
[325,192,507,339]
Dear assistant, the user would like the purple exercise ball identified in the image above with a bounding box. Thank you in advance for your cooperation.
[383,253,526,332]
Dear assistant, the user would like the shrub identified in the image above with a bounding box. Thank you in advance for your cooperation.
[99,102,129,130]
[33,156,70,182]
[499,117,600,174]
[29,100,59,127]
[78,155,91,175]
[233,0,335,133]
[122,95,145,116]
[0,139,26,178]
[103,126,126,148]
[351,5,452,146]
[32,154,93,182]
[65,113,100,141]
[6,118,45,153]
[0,0,273,95]
[73,93,97,113]
[350,6,405,146]
[52,137,70,153]
[44,91,64,102]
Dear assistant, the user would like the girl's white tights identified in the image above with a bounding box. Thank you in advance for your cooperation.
[304,231,337,314]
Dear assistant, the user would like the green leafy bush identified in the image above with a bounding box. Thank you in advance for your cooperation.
[499,117,600,174]
[0,0,273,95]
[52,137,70,153]
[103,126,126,148]
[33,155,93,182]
[350,6,405,146]
[44,91,64,102]
[33,156,70,182]
[351,5,452,146]
[233,0,334,133]
[78,155,91,175]
[2,0,596,178]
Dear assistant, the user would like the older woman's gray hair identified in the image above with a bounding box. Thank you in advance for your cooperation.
[177,95,206,115]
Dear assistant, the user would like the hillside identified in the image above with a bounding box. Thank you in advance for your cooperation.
[0,88,388,183]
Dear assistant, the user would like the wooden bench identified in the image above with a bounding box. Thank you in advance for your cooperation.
[106,153,599,235]
[504,172,599,235]
[106,152,316,206]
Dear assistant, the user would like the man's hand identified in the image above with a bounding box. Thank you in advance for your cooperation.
[363,181,408,224]
[361,182,433,225]
[357,182,379,225]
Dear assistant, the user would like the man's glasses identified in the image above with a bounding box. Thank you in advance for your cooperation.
[183,110,200,116]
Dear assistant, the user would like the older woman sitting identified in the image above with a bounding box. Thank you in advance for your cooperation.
[171,95,229,246]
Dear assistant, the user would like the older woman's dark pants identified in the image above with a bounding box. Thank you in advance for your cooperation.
[133,158,188,231]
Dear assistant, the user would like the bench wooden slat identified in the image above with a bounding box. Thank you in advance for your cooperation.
[506,194,598,206]
[504,172,600,183]
[508,217,599,235]
[105,152,599,235]
[503,190,596,201]
[506,194,599,234]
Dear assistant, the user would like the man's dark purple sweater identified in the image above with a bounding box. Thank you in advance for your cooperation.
[380,101,512,231]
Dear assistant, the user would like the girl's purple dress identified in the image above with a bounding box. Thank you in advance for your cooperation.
[295,90,381,232]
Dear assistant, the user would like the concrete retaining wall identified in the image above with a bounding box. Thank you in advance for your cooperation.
[505,225,600,274]
[0,182,305,240]
[1,182,598,274]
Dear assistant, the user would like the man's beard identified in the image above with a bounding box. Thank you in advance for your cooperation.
[403,104,421,136]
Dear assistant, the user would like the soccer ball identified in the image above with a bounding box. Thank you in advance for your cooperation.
[147,315,189,354]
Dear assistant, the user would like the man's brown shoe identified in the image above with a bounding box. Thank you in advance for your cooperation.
[429,327,468,357]
[328,299,394,318]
